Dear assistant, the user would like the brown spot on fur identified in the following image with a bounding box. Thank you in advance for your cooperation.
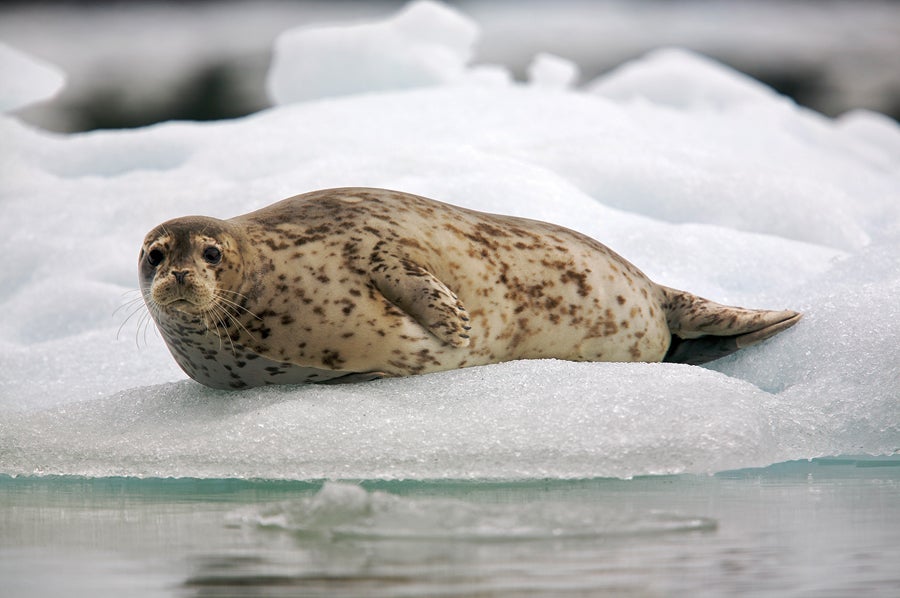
[321,349,345,368]
[265,239,290,251]
[561,269,593,297]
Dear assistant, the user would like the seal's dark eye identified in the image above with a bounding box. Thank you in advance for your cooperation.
[147,249,164,267]
[203,246,222,265]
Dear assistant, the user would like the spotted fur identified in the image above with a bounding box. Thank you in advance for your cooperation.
[139,187,801,389]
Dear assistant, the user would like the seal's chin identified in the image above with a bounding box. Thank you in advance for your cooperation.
[156,297,208,315]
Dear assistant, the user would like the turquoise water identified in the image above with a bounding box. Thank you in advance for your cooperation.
[2,457,898,597]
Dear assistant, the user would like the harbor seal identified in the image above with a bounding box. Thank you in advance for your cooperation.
[139,187,801,389]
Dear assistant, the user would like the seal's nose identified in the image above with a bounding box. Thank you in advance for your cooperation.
[172,270,189,284]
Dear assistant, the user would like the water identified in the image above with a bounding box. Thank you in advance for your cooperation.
[2,457,898,597]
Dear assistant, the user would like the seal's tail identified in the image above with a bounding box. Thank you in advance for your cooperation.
[659,286,801,365]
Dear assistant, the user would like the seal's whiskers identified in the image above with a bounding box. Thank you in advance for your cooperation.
[213,293,260,343]
[215,292,262,321]
[203,304,236,355]
[115,292,152,346]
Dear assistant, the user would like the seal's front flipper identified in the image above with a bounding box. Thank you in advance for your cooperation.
[660,286,801,365]
[370,254,472,347]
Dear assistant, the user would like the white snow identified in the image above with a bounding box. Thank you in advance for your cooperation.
[0,2,897,481]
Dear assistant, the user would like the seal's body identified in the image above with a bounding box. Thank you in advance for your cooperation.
[139,188,800,389]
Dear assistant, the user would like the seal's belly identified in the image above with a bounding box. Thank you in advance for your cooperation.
[158,317,375,389]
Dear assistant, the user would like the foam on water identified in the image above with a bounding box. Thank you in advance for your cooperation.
[227,481,716,540]
[0,1,897,481]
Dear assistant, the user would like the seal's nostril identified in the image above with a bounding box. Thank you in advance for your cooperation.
[173,270,189,284]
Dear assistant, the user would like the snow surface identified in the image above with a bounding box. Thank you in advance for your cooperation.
[1,1,897,481]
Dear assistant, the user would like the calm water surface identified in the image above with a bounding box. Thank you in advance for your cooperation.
[1,458,898,597]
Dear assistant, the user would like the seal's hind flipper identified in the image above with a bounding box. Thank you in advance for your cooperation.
[660,286,801,365]
[370,253,472,347]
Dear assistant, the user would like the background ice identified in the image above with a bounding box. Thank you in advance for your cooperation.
[589,47,785,111]
[4,0,899,133]
[0,41,64,112]
[0,2,897,481]
[527,53,579,90]
[267,0,488,105]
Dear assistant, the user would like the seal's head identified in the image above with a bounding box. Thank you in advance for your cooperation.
[139,216,247,318]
